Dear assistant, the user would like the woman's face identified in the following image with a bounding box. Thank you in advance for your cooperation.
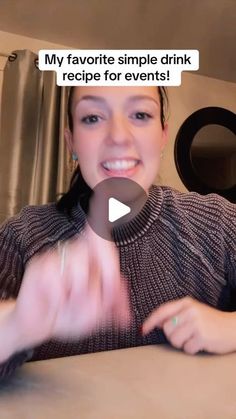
[65,86,168,193]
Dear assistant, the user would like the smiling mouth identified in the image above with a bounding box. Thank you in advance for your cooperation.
[101,159,140,172]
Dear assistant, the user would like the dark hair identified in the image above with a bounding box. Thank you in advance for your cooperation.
[56,86,168,216]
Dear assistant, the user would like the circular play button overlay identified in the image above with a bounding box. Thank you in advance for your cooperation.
[87,177,147,241]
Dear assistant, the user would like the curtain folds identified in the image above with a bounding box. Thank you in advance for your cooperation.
[0,49,70,223]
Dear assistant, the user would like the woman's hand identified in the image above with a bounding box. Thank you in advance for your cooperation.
[142,297,236,355]
[8,225,131,355]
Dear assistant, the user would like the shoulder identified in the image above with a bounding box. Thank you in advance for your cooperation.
[0,203,66,235]
[156,187,236,285]
[160,185,236,224]
[0,203,77,263]
[153,186,236,250]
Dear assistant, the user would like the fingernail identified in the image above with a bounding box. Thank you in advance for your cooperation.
[138,325,143,336]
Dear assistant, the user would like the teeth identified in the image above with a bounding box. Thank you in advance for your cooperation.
[102,160,138,171]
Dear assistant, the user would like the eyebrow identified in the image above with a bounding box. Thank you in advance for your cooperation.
[127,95,160,106]
[77,95,106,104]
[76,94,160,107]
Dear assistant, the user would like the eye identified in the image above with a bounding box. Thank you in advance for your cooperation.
[132,112,152,121]
[81,114,100,124]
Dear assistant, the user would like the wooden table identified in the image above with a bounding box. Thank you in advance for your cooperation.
[1,344,236,418]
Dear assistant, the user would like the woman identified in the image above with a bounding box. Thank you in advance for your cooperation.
[0,86,235,379]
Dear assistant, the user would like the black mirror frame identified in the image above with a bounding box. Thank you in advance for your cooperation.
[174,106,236,202]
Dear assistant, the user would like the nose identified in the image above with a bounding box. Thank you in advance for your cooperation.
[106,114,133,146]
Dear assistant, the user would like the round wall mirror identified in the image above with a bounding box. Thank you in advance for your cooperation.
[174,107,236,203]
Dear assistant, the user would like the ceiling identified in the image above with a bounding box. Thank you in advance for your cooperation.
[0,0,235,83]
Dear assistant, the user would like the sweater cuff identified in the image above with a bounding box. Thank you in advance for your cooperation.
[0,349,34,380]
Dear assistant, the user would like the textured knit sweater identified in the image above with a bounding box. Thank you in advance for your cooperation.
[0,185,235,379]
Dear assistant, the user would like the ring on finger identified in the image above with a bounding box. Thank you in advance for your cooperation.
[171,316,179,327]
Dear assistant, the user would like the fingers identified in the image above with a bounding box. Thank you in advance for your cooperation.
[86,224,126,316]
[62,240,90,304]
[165,321,202,354]
[164,320,194,350]
[23,249,62,307]
[88,227,120,300]
[53,227,130,337]
[183,336,203,355]
[53,239,102,337]
[142,297,192,335]
[57,241,67,277]
[111,275,132,328]
[142,298,205,355]
[95,237,131,326]
[98,244,121,309]
[162,306,194,337]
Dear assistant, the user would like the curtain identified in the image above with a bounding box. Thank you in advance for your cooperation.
[0,49,71,223]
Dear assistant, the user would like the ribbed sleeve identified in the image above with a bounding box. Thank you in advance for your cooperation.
[0,221,24,298]
[0,221,33,379]
[0,350,33,380]
[221,196,236,286]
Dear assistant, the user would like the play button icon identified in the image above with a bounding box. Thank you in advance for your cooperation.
[87,177,147,241]
[108,198,131,222]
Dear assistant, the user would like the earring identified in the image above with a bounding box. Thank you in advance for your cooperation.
[69,152,79,174]
[72,152,78,161]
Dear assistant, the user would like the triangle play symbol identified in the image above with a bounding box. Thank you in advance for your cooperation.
[108,197,131,222]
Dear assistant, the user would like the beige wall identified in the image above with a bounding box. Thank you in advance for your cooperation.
[1,30,236,193]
